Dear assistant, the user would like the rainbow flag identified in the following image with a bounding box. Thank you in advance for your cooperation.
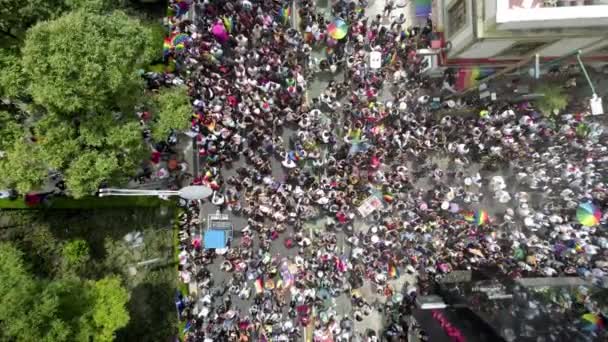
[222,16,233,33]
[455,67,495,92]
[254,278,264,294]
[388,263,399,278]
[474,210,489,226]
[163,37,172,55]
[415,0,432,17]
[278,6,291,25]
[462,210,475,222]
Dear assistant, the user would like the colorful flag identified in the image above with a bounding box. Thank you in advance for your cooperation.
[278,6,291,25]
[383,194,394,203]
[415,0,432,17]
[183,320,192,333]
[462,210,475,222]
[254,278,264,294]
[222,16,233,33]
[388,263,399,278]
[455,67,494,92]
[474,209,489,226]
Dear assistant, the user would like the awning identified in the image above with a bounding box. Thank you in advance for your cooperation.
[413,308,506,342]
[204,229,227,249]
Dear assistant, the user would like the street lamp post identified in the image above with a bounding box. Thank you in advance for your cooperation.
[98,185,213,200]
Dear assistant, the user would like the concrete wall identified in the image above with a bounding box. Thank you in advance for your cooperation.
[537,37,605,56]
[446,0,477,57]
[586,38,608,55]
[457,39,515,58]
[484,0,497,23]
[496,1,608,29]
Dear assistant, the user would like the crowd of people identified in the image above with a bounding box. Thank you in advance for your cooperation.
[167,0,608,341]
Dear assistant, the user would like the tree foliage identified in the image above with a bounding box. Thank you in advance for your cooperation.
[22,10,156,116]
[0,139,48,194]
[0,110,24,153]
[62,239,90,274]
[151,86,192,141]
[0,112,147,197]
[0,49,27,99]
[87,276,130,341]
[0,242,130,342]
[534,83,569,116]
[0,0,68,41]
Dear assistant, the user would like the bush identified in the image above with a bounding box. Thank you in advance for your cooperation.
[534,83,569,116]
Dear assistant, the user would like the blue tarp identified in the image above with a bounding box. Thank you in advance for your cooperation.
[204,229,227,249]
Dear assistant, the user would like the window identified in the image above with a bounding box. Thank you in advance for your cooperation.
[498,42,546,57]
[448,0,467,36]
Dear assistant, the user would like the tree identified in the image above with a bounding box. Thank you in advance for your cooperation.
[0,0,68,42]
[151,86,192,141]
[0,110,24,153]
[65,151,120,198]
[22,10,157,116]
[62,239,90,274]
[0,139,48,194]
[35,113,80,170]
[88,277,130,342]
[0,48,28,99]
[0,243,130,342]
[534,83,569,116]
[0,243,71,341]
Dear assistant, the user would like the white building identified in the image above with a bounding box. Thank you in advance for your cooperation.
[433,0,608,69]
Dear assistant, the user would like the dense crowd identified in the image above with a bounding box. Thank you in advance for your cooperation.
[167,0,608,341]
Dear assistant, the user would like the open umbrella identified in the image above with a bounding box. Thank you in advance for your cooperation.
[327,18,348,40]
[577,202,601,227]
[212,22,229,44]
[172,33,190,46]
[581,313,605,332]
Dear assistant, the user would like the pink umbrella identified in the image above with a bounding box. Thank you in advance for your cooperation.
[212,22,229,44]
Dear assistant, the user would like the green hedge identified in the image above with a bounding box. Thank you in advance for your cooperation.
[0,196,168,209]
[173,207,189,341]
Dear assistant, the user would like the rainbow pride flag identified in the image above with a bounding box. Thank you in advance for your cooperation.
[462,210,475,222]
[163,37,172,56]
[278,6,291,25]
[388,263,399,278]
[415,0,432,17]
[455,67,495,92]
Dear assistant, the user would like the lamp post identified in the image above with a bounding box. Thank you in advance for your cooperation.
[98,185,213,200]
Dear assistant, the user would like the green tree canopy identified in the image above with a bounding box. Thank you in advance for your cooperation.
[1,7,161,196]
[0,49,27,99]
[0,0,68,42]
[22,10,156,116]
[0,110,24,153]
[0,139,48,194]
[1,0,138,45]
[0,243,130,342]
[534,83,569,116]
[87,276,130,341]
[0,111,147,197]
[62,239,90,274]
[151,86,192,141]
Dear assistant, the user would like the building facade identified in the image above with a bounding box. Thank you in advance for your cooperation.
[433,0,608,69]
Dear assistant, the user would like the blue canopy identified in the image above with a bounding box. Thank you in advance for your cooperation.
[204,229,227,249]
